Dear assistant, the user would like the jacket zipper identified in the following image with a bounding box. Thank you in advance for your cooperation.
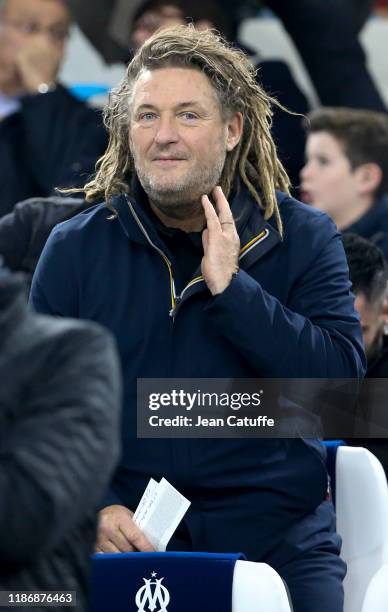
[239,229,269,259]
[126,197,269,317]
[170,230,269,316]
[126,197,178,316]
[169,276,204,317]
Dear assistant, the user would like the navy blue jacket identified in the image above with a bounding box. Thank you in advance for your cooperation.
[30,186,365,560]
[343,195,388,260]
[0,86,107,218]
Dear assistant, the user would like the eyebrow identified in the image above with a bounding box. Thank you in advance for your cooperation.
[135,101,208,113]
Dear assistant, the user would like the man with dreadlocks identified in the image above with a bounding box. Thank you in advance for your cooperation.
[30,26,365,612]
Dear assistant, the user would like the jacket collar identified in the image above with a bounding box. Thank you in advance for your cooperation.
[345,195,388,236]
[110,177,282,310]
[176,187,282,309]
[112,176,281,260]
[111,178,169,254]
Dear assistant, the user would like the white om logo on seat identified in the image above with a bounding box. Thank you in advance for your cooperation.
[135,574,170,612]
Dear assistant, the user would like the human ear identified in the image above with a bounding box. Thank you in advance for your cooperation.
[355,163,383,197]
[226,112,243,152]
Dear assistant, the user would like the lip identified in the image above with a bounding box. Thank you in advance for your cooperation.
[300,189,312,203]
[152,158,186,166]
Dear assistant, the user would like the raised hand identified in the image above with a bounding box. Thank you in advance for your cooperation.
[16,34,62,93]
[201,185,240,295]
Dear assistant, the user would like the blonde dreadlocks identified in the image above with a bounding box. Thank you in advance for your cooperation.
[79,25,291,234]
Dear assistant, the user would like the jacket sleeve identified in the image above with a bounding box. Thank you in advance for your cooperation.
[204,220,366,379]
[29,221,81,316]
[29,221,126,511]
[0,319,122,566]
[0,203,31,271]
[20,85,107,193]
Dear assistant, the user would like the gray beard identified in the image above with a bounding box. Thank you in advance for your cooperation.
[134,154,226,220]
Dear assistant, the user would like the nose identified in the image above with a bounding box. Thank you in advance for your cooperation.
[300,160,312,182]
[154,116,179,146]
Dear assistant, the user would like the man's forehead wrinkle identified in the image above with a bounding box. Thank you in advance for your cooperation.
[134,99,212,113]
[132,69,220,115]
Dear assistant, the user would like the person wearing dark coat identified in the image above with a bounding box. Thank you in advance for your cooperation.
[301,107,388,260]
[344,195,388,261]
[0,265,122,610]
[257,60,308,191]
[0,195,89,284]
[30,29,365,612]
[342,233,388,478]
[0,0,107,218]
[256,0,386,111]
[0,85,107,218]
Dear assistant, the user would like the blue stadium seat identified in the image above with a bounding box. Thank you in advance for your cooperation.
[91,551,292,611]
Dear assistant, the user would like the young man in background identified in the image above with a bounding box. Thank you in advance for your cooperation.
[301,107,388,258]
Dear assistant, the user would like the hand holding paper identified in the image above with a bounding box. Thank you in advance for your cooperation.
[96,479,190,553]
[95,504,155,553]
[133,478,191,552]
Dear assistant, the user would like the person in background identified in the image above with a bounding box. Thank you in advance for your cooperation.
[0,195,88,286]
[221,0,387,112]
[0,0,107,217]
[343,234,388,367]
[342,232,388,478]
[130,0,210,50]
[67,0,387,113]
[301,107,388,259]
[30,27,365,612]
[0,264,122,610]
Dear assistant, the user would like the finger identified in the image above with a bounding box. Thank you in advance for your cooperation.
[202,228,209,253]
[120,522,155,553]
[201,195,221,233]
[94,546,105,554]
[106,526,137,552]
[212,186,234,224]
[95,538,125,554]
[96,517,134,552]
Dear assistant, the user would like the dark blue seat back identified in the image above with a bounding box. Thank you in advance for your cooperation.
[91,551,243,612]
